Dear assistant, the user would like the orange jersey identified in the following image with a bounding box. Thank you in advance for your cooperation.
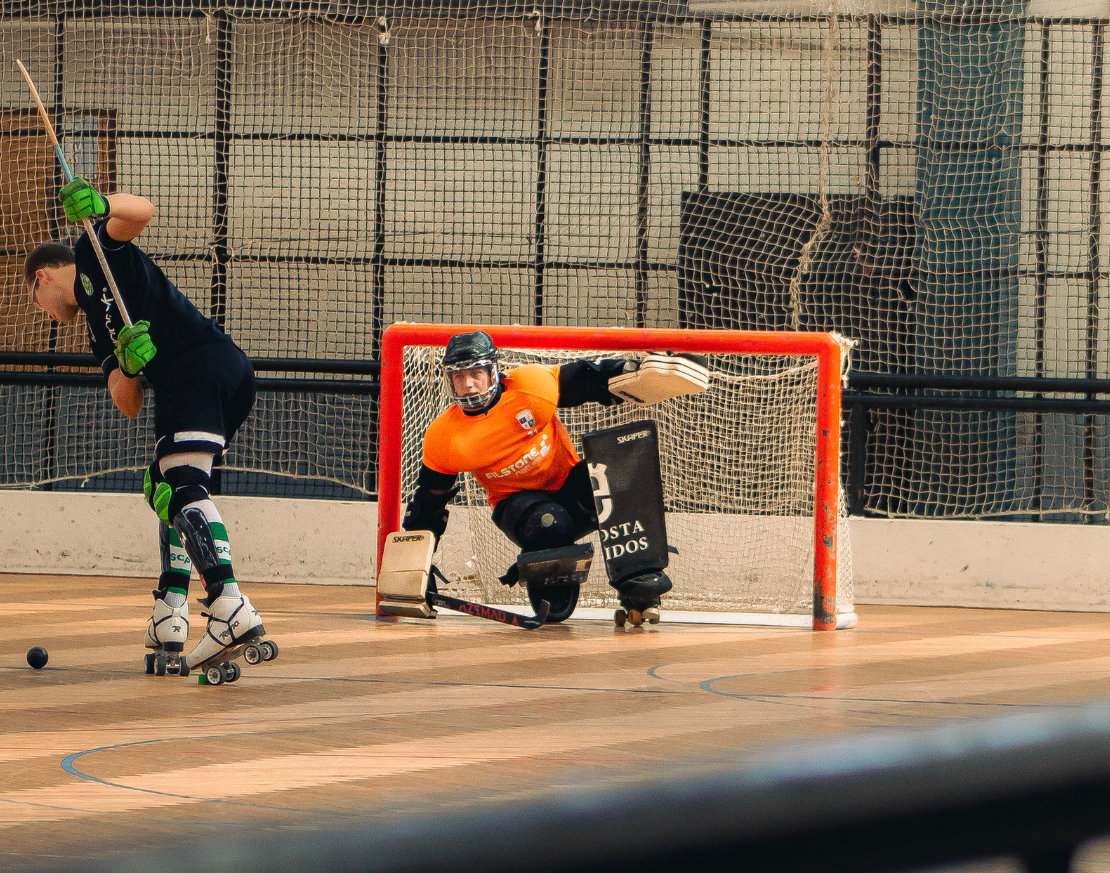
[422,364,580,506]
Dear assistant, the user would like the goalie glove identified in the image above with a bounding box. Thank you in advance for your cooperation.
[607,352,711,405]
[402,484,460,548]
[58,177,111,223]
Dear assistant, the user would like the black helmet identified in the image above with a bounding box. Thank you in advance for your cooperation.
[442,330,501,412]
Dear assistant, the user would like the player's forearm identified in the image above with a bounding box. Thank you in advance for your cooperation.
[108,368,144,418]
[557,359,627,407]
[105,193,154,241]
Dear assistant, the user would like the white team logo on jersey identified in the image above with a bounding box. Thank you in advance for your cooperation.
[515,408,535,430]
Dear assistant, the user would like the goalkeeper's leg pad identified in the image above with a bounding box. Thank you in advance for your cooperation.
[582,420,670,585]
[516,543,593,623]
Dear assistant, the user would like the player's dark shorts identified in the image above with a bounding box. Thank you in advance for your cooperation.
[153,341,256,462]
[491,460,598,548]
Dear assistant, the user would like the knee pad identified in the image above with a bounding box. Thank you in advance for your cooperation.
[143,462,172,522]
[163,464,212,523]
[144,462,211,523]
[518,502,576,550]
[496,491,577,550]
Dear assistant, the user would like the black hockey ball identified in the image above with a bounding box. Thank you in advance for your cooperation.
[27,646,48,669]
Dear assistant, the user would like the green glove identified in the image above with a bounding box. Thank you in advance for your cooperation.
[58,177,110,223]
[115,320,156,377]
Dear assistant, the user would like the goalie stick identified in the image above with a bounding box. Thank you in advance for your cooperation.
[15,59,133,327]
[428,565,549,630]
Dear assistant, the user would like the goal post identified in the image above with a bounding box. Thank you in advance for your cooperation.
[377,323,853,630]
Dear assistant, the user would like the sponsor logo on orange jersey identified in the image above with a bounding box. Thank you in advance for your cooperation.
[484,433,551,480]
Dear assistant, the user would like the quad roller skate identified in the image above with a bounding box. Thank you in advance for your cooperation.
[144,589,191,677]
[612,571,671,629]
[187,592,279,686]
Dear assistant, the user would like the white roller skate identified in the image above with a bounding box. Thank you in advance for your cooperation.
[144,590,190,677]
[187,592,278,686]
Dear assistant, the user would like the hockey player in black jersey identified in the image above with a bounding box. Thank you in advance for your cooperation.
[24,179,274,679]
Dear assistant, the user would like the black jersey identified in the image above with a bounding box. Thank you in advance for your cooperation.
[73,220,233,388]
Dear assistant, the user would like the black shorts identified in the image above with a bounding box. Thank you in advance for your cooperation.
[153,341,256,463]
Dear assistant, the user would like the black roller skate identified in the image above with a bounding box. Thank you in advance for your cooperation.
[612,571,672,628]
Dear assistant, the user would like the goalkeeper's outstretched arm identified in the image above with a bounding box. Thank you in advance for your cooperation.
[558,352,711,408]
[557,359,628,408]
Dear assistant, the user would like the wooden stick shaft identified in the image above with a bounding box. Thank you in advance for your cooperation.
[16,59,133,328]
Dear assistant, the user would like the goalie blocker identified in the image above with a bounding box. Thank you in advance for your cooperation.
[607,352,710,405]
[377,530,553,628]
[377,530,437,618]
[583,420,673,613]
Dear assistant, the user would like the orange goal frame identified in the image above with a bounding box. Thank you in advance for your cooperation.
[376,323,845,630]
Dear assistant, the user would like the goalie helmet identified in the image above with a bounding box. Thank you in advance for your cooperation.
[442,330,501,412]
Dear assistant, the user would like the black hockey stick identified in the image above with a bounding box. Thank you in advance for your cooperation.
[428,566,550,630]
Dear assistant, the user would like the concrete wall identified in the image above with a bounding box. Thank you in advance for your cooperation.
[4,491,1110,613]
[0,492,376,587]
[851,517,1110,613]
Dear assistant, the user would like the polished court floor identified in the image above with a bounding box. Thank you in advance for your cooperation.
[2,573,1110,872]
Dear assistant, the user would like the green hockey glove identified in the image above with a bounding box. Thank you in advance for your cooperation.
[58,177,110,223]
[115,320,156,377]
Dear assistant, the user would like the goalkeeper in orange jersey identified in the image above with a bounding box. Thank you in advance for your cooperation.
[400,329,710,624]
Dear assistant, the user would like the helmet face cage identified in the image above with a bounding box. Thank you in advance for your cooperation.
[444,358,500,411]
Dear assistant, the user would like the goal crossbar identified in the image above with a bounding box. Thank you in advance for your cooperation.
[377,323,846,631]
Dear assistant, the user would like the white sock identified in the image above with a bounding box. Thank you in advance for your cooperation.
[221,582,241,598]
[163,590,187,609]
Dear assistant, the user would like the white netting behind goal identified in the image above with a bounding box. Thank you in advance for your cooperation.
[400,346,852,617]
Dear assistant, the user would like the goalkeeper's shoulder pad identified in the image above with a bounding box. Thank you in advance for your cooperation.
[607,352,711,405]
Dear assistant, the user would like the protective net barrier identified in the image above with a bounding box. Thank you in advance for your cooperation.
[0,382,376,494]
[2,1,1109,519]
[400,345,852,616]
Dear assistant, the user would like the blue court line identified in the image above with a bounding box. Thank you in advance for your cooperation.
[60,737,314,812]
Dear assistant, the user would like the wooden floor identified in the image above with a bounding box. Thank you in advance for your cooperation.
[3,574,1110,872]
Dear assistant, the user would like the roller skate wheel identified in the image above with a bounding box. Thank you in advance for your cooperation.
[204,664,226,686]
[628,609,645,627]
[644,607,661,625]
[224,661,241,683]
[144,653,156,675]
[614,609,628,627]
[155,653,168,676]
[243,644,263,666]
[179,659,190,678]
[260,640,279,661]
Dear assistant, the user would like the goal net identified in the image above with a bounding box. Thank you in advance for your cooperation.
[378,323,854,629]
